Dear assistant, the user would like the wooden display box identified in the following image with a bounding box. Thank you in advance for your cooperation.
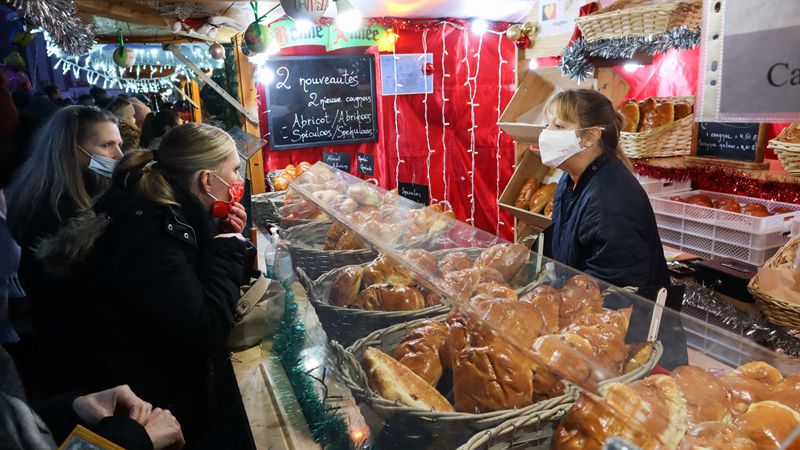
[499,150,554,232]
[498,67,596,145]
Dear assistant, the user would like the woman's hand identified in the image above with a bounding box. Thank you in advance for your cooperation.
[72,385,152,426]
[218,202,247,234]
[144,408,185,450]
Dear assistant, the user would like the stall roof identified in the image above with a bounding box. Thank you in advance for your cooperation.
[76,1,534,45]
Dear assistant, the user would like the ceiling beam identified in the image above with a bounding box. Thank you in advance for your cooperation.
[76,0,169,28]
[95,34,208,45]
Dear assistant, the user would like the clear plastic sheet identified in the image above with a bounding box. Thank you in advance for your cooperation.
[274,162,800,450]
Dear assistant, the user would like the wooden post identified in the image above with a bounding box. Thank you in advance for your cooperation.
[188,79,202,123]
[232,34,266,194]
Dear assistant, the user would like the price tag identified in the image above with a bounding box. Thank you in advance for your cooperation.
[357,153,374,176]
[323,152,351,172]
[397,182,430,206]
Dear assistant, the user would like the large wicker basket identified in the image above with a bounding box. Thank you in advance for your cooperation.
[282,220,378,280]
[748,235,800,329]
[619,97,695,159]
[333,314,663,445]
[768,123,800,176]
[251,191,286,226]
[456,406,571,450]
[575,0,702,43]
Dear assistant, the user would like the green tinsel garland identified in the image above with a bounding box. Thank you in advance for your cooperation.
[272,277,354,450]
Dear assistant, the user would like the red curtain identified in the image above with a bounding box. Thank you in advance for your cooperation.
[257,21,519,240]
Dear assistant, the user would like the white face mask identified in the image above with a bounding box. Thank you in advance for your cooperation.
[538,128,599,168]
[78,146,118,178]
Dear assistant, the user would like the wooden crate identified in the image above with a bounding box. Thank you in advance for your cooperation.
[499,150,557,232]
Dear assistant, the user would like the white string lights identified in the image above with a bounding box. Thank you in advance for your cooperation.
[421,29,436,203]
[461,29,484,225]
[496,35,508,234]
[439,22,450,203]
[391,43,403,187]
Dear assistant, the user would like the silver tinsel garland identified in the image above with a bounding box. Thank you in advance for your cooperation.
[559,26,701,82]
[678,280,800,358]
[4,0,95,55]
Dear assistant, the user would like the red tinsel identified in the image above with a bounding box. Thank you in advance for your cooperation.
[633,161,800,204]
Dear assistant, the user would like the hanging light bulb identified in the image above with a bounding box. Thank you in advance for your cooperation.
[256,67,274,85]
[471,19,488,35]
[335,0,362,32]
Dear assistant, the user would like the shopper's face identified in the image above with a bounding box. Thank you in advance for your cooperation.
[81,121,123,160]
[207,147,242,202]
[544,112,580,131]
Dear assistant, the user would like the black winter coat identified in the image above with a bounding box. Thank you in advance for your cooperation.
[552,153,669,289]
[38,182,250,440]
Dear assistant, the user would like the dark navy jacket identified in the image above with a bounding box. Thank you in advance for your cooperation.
[552,153,669,288]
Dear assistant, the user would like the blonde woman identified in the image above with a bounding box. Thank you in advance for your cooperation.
[37,123,252,442]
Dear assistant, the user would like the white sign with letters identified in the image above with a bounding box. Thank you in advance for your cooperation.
[696,0,800,122]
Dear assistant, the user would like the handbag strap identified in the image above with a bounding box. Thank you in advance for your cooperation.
[235,275,269,319]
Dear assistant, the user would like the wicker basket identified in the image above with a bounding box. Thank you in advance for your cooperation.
[334,314,662,441]
[282,220,378,280]
[576,0,702,43]
[748,235,800,329]
[456,406,571,450]
[251,191,286,226]
[768,123,800,176]
[619,97,695,159]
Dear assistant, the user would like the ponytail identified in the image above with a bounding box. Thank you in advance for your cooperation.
[113,149,178,206]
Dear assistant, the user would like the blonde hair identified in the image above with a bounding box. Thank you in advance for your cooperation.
[7,106,117,236]
[113,122,236,206]
[544,89,633,170]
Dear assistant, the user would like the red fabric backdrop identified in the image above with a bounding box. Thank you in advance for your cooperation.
[257,20,790,240]
[258,20,519,240]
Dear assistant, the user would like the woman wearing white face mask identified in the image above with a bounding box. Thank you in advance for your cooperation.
[540,89,668,289]
[5,105,122,395]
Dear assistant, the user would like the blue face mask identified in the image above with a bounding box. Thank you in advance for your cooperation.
[79,146,118,178]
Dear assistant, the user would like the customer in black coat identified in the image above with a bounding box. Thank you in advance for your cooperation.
[5,106,123,395]
[37,123,252,443]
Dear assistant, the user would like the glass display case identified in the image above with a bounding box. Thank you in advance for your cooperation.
[265,162,800,450]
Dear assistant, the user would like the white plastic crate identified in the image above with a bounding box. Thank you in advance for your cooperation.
[635,175,692,196]
[650,190,800,234]
[792,217,800,237]
[655,213,790,249]
[658,226,781,265]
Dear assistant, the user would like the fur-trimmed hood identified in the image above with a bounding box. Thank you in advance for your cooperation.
[34,208,111,277]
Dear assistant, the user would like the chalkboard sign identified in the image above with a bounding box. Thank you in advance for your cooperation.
[691,122,768,168]
[323,152,351,172]
[357,153,374,175]
[264,55,378,150]
[398,182,429,206]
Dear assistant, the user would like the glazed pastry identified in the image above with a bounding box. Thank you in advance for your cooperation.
[442,267,481,302]
[686,194,713,208]
[401,249,438,278]
[673,101,693,121]
[544,198,555,218]
[353,284,425,311]
[439,251,472,273]
[719,361,782,415]
[474,243,529,282]
[323,221,349,250]
[362,256,415,287]
[623,342,655,374]
[678,421,757,450]
[529,183,557,214]
[734,401,800,450]
[474,282,518,300]
[362,347,454,412]
[532,333,595,388]
[672,365,731,426]
[558,275,604,328]
[393,320,448,386]
[514,177,541,209]
[519,285,561,334]
[768,374,800,411]
[640,101,675,131]
[637,97,658,131]
[621,100,640,133]
[335,229,368,250]
[329,266,365,307]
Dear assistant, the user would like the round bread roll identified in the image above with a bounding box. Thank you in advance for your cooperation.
[532,333,594,388]
[354,284,425,311]
[735,401,800,450]
[640,101,674,131]
[746,209,771,217]
[393,320,448,386]
[678,421,757,450]
[520,285,561,334]
[402,249,438,278]
[514,177,541,209]
[478,267,505,284]
[742,203,768,214]
[443,267,481,302]
[439,251,472,274]
[686,194,713,208]
[529,183,557,214]
[673,101,694,121]
[362,256,415,288]
[474,243,529,282]
[558,275,604,328]
[329,265,365,307]
[620,100,640,133]
[672,365,731,426]
[474,282,518,300]
[725,361,785,414]
[768,374,800,411]
[362,347,453,412]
